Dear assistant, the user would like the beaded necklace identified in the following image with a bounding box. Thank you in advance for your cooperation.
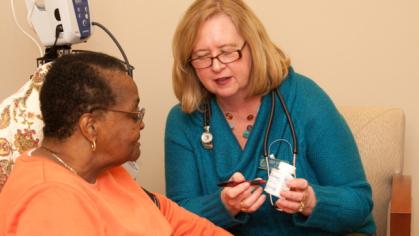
[224,112,255,138]
[41,146,78,175]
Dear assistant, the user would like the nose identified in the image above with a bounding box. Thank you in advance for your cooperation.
[139,120,145,130]
[211,57,226,72]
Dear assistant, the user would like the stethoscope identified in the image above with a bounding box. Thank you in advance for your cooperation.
[201,89,299,208]
[201,89,298,165]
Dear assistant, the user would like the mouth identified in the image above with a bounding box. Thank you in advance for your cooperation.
[214,76,232,86]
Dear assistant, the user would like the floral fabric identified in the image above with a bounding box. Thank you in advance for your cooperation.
[0,63,51,191]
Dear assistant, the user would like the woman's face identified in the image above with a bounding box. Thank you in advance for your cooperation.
[96,71,144,166]
[191,14,252,100]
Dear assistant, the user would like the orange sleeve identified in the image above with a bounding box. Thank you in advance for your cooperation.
[155,193,232,236]
[11,185,104,236]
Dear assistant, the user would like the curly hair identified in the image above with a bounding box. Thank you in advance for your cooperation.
[40,51,128,140]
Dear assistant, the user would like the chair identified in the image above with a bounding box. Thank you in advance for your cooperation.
[0,64,48,192]
[340,106,411,236]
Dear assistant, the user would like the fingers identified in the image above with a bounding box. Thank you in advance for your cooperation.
[229,172,246,182]
[221,172,253,215]
[275,198,300,214]
[287,178,308,191]
[275,178,316,216]
[220,172,266,215]
[223,181,251,199]
[240,186,266,212]
[280,187,306,202]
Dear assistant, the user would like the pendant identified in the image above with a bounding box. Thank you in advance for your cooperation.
[201,126,213,149]
[242,125,253,139]
[242,130,250,138]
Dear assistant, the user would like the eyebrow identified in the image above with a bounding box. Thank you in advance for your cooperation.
[131,98,140,110]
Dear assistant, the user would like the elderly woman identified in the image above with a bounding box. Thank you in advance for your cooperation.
[0,52,231,236]
[165,0,375,235]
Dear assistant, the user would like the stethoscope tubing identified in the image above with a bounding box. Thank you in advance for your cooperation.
[202,89,298,163]
[201,89,299,209]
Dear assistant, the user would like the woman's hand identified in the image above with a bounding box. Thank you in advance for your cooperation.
[220,172,266,216]
[275,178,317,216]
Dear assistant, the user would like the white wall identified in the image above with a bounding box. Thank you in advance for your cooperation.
[1,1,417,234]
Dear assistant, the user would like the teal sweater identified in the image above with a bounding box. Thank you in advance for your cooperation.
[165,69,376,235]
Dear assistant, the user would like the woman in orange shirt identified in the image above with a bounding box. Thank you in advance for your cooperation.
[0,51,231,236]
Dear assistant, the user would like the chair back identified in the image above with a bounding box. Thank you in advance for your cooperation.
[339,106,405,236]
[0,64,49,192]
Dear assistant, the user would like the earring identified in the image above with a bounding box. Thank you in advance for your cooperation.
[91,139,96,151]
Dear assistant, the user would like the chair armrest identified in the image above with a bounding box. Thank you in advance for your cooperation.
[390,174,411,236]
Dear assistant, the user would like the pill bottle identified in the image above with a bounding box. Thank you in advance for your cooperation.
[264,161,296,198]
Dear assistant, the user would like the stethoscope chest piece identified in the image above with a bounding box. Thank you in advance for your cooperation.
[201,125,213,150]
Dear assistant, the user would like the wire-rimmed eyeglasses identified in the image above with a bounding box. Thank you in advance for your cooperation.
[93,107,145,123]
[189,42,247,69]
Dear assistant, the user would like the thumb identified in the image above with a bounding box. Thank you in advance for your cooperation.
[229,172,246,182]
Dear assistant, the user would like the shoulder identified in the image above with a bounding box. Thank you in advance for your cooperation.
[1,155,93,202]
[282,68,326,97]
[167,104,189,123]
[166,104,201,130]
[168,103,182,115]
[0,176,95,220]
[0,181,102,235]
[283,68,335,109]
[278,68,344,131]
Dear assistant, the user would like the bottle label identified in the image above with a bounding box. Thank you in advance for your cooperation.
[264,163,295,198]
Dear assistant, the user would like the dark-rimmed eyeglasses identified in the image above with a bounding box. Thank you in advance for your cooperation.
[189,42,247,69]
[93,107,145,123]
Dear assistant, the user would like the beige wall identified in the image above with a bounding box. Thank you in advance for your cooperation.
[1,1,418,234]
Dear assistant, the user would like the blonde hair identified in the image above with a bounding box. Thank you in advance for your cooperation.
[172,0,290,113]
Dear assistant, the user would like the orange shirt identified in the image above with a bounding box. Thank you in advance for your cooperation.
[0,154,231,236]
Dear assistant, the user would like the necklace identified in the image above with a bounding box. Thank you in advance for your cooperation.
[41,146,78,175]
[225,112,255,139]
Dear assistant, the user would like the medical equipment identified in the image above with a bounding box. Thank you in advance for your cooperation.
[202,90,299,207]
[15,0,138,175]
[19,0,134,76]
[201,90,298,163]
[25,0,91,47]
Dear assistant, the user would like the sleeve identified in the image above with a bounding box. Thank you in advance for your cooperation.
[10,185,103,236]
[155,193,232,236]
[291,77,374,233]
[164,106,244,228]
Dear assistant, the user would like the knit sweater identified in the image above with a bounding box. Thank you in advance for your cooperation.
[165,68,376,235]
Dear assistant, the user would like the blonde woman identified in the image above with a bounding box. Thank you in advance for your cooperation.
[165,0,376,235]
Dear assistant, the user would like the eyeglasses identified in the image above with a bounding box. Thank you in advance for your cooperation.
[189,42,247,69]
[93,107,145,123]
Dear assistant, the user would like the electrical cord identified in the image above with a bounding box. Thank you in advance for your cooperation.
[91,21,134,77]
[10,0,43,56]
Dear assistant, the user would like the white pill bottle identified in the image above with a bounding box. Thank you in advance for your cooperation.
[264,161,296,198]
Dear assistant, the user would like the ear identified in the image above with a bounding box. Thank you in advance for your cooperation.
[78,113,98,142]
